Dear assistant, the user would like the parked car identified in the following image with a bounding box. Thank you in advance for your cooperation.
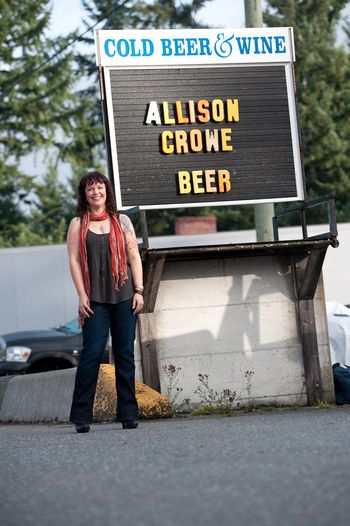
[0,318,111,376]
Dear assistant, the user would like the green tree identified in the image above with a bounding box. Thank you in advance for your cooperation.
[0,0,79,246]
[264,0,350,223]
[29,162,76,244]
[139,0,209,28]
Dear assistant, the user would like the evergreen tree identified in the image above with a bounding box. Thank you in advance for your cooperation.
[0,0,78,246]
[66,0,219,235]
[30,162,76,244]
[140,0,209,28]
[264,0,350,223]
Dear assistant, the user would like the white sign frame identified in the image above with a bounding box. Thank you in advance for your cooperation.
[96,28,304,210]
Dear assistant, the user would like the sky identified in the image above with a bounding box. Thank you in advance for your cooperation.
[49,0,350,44]
[49,0,252,36]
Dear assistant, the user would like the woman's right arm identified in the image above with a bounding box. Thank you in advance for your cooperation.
[67,218,93,318]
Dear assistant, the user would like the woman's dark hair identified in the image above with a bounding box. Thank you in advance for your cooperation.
[76,171,118,218]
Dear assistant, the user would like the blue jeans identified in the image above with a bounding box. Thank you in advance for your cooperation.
[70,299,138,424]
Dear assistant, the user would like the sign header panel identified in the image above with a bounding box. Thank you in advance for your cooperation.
[95,27,295,67]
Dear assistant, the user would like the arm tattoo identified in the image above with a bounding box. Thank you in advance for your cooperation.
[126,235,138,251]
[120,214,135,236]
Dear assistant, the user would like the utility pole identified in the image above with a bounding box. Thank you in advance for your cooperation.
[244,0,275,242]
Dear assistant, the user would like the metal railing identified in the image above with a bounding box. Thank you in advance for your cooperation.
[124,196,338,250]
[272,196,337,243]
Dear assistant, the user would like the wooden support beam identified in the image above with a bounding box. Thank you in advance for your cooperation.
[296,248,327,300]
[291,249,326,405]
[138,254,165,392]
[143,255,165,313]
[138,313,160,392]
[295,299,323,405]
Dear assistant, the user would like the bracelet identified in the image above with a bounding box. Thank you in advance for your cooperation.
[134,285,144,295]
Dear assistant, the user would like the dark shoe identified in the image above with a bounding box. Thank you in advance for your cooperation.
[122,420,138,429]
[75,423,90,433]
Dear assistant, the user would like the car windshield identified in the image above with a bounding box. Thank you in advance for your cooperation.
[58,318,81,335]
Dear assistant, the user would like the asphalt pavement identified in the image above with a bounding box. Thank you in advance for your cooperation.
[1,407,350,526]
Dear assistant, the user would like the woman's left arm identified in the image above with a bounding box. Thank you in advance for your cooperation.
[120,214,144,314]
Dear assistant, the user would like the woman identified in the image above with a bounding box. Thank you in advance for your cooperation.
[67,171,144,433]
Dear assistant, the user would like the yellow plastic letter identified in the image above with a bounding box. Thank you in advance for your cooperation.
[161,131,174,154]
[197,100,210,123]
[178,171,192,194]
[218,170,231,193]
[211,99,225,122]
[175,101,189,124]
[221,128,233,151]
[163,102,176,125]
[204,170,217,193]
[175,130,189,154]
[192,170,205,194]
[226,99,240,122]
[189,129,203,152]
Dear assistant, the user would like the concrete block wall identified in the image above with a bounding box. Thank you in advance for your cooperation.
[152,255,334,407]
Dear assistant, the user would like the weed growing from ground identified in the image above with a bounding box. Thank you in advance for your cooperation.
[162,364,191,414]
[315,399,331,409]
[193,373,238,414]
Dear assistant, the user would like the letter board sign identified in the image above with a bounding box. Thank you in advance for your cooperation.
[95,28,304,209]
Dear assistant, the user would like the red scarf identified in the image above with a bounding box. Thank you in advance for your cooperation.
[79,209,128,315]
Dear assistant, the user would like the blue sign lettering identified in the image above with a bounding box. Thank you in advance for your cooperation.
[274,36,286,53]
[174,38,186,56]
[214,33,234,58]
[186,38,199,56]
[104,39,116,57]
[260,37,273,54]
[103,33,287,61]
[129,39,141,57]
[236,37,252,55]
[161,37,212,57]
[104,38,154,58]
[116,39,129,57]
[141,39,154,57]
[236,35,286,55]
[199,38,212,56]
[161,39,172,56]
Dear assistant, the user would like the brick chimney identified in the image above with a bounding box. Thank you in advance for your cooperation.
[174,216,217,235]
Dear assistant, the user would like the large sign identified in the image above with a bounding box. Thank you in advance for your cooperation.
[95,28,304,210]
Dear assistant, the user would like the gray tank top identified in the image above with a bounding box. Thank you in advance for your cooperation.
[86,230,134,304]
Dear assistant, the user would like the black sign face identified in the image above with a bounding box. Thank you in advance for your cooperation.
[105,65,302,209]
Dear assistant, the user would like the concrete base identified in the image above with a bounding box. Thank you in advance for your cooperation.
[151,253,335,407]
[0,365,171,423]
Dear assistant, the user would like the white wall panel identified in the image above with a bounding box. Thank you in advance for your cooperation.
[0,245,76,333]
